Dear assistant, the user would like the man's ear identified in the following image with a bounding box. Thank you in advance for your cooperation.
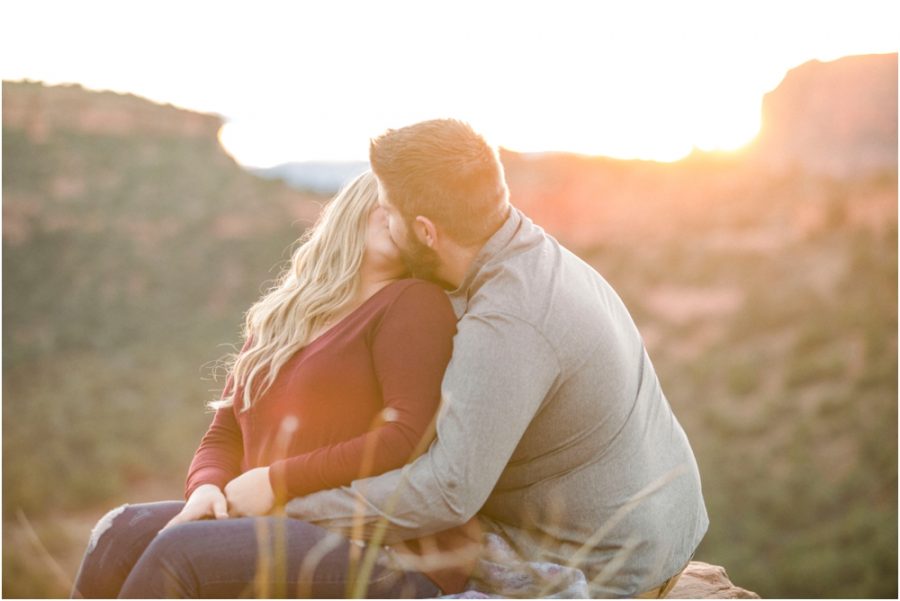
[412,216,438,248]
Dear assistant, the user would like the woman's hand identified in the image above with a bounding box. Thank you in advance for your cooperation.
[224,467,276,517]
[162,484,229,530]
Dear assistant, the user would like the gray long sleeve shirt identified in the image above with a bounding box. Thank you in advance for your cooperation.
[285,207,709,597]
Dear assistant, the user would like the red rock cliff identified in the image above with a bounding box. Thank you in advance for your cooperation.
[3,80,223,143]
[749,53,897,177]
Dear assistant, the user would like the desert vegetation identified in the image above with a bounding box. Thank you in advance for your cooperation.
[3,72,897,598]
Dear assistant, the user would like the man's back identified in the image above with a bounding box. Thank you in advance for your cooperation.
[286,207,708,598]
[450,208,708,596]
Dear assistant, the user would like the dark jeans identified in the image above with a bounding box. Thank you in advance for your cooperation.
[71,501,440,598]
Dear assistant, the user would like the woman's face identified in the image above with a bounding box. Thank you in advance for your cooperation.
[362,204,405,275]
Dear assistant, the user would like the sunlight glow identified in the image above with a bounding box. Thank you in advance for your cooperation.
[3,0,897,166]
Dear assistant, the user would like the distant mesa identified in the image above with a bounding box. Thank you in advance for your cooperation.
[252,53,899,191]
[3,52,895,192]
[2,80,224,144]
[491,53,898,249]
[2,78,325,251]
[748,53,898,178]
[251,161,370,194]
[254,53,899,192]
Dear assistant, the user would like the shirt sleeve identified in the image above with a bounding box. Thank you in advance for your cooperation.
[268,280,456,501]
[183,338,252,500]
[284,311,560,542]
[183,375,244,500]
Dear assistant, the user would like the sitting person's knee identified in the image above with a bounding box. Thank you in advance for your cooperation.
[87,504,129,554]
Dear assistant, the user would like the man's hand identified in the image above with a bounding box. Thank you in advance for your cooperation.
[163,484,229,531]
[224,467,276,517]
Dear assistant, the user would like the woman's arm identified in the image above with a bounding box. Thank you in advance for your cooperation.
[183,340,251,500]
[268,281,456,502]
[183,394,244,500]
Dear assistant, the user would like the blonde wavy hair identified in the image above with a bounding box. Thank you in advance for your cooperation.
[210,170,381,412]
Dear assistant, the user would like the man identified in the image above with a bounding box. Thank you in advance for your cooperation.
[286,119,708,597]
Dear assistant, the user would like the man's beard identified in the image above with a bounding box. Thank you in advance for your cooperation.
[400,234,453,289]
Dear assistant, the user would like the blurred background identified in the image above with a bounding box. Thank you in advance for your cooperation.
[2,1,897,598]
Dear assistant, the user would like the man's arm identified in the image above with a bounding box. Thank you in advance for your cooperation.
[284,311,560,542]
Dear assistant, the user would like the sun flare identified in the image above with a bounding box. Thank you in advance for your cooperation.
[3,0,897,167]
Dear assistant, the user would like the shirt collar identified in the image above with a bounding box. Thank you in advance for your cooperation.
[448,206,522,318]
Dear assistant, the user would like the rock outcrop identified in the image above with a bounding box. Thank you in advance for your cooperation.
[749,53,897,178]
[669,561,760,598]
[2,79,223,143]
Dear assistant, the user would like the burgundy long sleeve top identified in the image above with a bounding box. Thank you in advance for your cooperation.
[184,279,456,501]
[184,278,483,593]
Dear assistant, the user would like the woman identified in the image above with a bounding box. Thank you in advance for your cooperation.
[71,171,478,598]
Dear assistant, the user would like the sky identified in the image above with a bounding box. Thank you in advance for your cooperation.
[2,0,898,167]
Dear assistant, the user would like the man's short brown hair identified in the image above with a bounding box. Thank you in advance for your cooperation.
[369,119,510,246]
